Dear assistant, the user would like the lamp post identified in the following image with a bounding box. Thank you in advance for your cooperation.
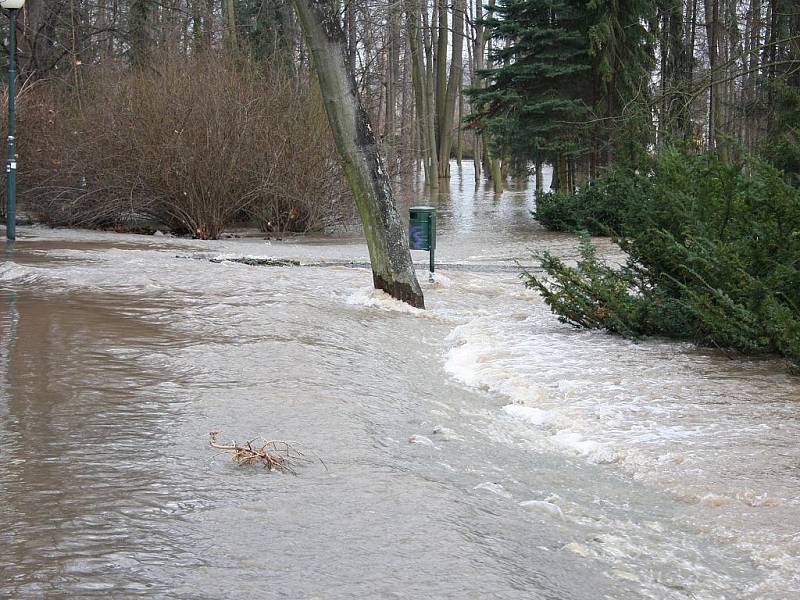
[2,0,24,241]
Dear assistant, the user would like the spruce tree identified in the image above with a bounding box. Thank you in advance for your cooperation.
[468,0,592,173]
[468,0,656,181]
[586,0,656,165]
[238,0,295,62]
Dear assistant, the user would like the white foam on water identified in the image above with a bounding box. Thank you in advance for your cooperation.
[562,542,591,557]
[444,308,800,491]
[408,434,439,449]
[519,500,564,520]
[343,287,426,315]
[474,481,512,499]
[6,225,800,598]
[0,262,47,285]
[501,404,554,427]
[445,315,620,465]
[425,272,454,289]
[443,292,800,595]
[549,431,619,464]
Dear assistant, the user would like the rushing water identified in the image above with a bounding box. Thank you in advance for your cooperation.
[1,163,799,599]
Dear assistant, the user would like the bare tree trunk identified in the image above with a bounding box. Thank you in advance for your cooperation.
[470,0,484,182]
[765,0,780,130]
[384,3,401,175]
[456,87,464,167]
[485,0,502,192]
[20,0,55,76]
[346,0,356,74]
[435,0,447,138]
[726,0,742,160]
[704,0,724,155]
[203,0,214,50]
[400,45,415,175]
[192,0,203,51]
[535,161,543,193]
[406,0,438,187]
[436,0,464,179]
[745,0,761,150]
[556,155,569,194]
[292,0,425,308]
[69,0,83,112]
[130,0,150,67]
[224,0,237,50]
[688,0,697,96]
[422,3,439,187]
[110,0,119,57]
[161,0,183,55]
[95,0,110,60]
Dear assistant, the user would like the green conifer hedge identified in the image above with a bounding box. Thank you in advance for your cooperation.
[526,150,800,368]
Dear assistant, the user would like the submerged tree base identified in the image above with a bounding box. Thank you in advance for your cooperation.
[373,273,425,308]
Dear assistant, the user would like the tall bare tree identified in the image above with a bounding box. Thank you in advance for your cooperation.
[292,0,425,308]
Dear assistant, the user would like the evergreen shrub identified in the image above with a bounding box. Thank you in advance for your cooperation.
[525,149,800,368]
[534,169,650,235]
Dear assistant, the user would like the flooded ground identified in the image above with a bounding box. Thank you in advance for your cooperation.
[1,164,799,599]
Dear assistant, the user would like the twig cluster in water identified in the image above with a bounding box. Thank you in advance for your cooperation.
[209,431,315,475]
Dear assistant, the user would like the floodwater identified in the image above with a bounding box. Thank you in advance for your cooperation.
[1,163,799,599]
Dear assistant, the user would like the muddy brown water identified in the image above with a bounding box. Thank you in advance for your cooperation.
[1,164,799,599]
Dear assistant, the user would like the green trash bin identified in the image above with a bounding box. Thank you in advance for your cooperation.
[409,206,436,273]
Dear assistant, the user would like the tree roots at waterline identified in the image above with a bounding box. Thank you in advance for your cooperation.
[209,431,322,475]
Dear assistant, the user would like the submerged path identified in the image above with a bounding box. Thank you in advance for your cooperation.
[1,165,799,599]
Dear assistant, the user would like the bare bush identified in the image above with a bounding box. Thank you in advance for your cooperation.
[249,80,353,234]
[13,52,354,238]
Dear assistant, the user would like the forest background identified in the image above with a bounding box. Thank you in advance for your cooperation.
[2,0,795,235]
[1,0,799,365]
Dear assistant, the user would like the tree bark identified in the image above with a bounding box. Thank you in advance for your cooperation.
[130,0,151,67]
[384,3,401,174]
[346,0,356,74]
[292,0,425,308]
[435,0,447,139]
[484,0,502,192]
[456,87,464,167]
[470,0,485,182]
[535,161,543,193]
[224,0,237,50]
[406,0,439,187]
[407,0,431,183]
[422,3,439,187]
[202,0,214,51]
[704,0,724,155]
[436,0,464,179]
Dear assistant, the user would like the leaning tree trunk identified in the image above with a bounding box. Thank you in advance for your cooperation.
[292,0,425,308]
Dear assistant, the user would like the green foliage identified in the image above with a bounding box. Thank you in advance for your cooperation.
[763,81,800,186]
[525,150,800,368]
[467,0,592,164]
[467,0,655,167]
[534,167,651,234]
[237,0,295,62]
[586,0,657,160]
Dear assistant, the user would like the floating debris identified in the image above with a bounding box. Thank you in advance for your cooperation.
[209,431,323,475]
[209,257,302,267]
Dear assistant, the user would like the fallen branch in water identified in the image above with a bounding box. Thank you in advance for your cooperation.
[209,431,312,474]
[209,257,301,267]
